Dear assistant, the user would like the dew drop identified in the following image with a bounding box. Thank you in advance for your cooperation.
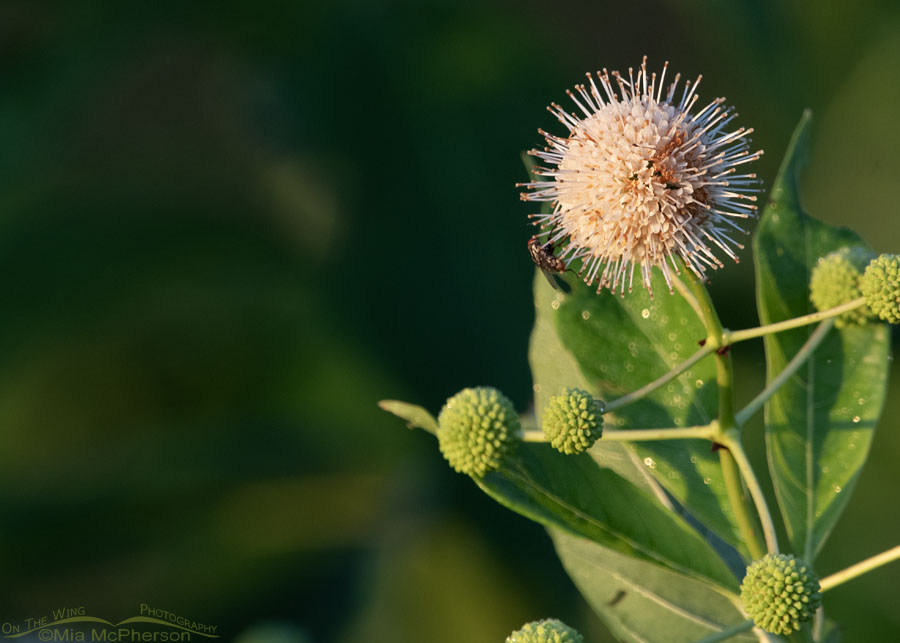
[703,477,711,485]
[641,308,650,319]
[643,457,657,469]
[668,332,677,341]
[533,384,541,393]
[695,379,704,388]
[625,363,635,372]
[821,466,830,474]
[852,416,861,423]
[690,455,699,464]
[551,300,560,310]
[674,417,684,426]
[858,397,865,405]
[833,485,843,494]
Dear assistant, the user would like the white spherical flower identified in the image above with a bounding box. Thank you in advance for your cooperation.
[520,57,763,297]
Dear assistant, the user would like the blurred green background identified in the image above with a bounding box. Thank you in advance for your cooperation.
[0,1,899,641]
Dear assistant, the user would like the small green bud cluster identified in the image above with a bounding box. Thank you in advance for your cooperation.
[861,253,900,324]
[506,619,584,643]
[809,246,874,328]
[740,553,821,636]
[437,387,518,477]
[541,388,604,454]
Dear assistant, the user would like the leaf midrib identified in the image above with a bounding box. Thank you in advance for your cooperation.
[501,461,734,587]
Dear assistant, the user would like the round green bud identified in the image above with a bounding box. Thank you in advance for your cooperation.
[809,246,874,328]
[506,619,584,643]
[437,387,519,477]
[541,388,603,454]
[740,553,821,636]
[861,253,900,324]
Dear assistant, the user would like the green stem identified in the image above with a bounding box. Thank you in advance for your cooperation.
[819,544,900,592]
[723,297,865,345]
[602,423,718,442]
[670,269,706,321]
[521,424,718,443]
[718,444,766,560]
[734,319,835,426]
[603,344,715,413]
[679,272,774,558]
[520,430,547,442]
[720,431,779,554]
[694,619,754,643]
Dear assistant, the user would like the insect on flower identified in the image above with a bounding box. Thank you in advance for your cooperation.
[519,57,763,297]
[528,236,571,292]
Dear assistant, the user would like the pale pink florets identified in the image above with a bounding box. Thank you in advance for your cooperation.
[521,57,763,297]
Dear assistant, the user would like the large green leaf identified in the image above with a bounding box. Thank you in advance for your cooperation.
[753,110,891,560]
[476,441,738,589]
[550,529,755,643]
[534,267,746,554]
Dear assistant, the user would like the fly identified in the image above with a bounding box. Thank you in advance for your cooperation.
[528,236,570,292]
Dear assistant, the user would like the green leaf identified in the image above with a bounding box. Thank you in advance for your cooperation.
[534,268,746,554]
[529,270,660,495]
[476,440,738,589]
[378,400,438,434]
[753,110,891,560]
[550,529,755,643]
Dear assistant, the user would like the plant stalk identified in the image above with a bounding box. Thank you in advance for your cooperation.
[718,444,766,560]
[819,544,900,592]
[521,425,718,443]
[602,423,719,442]
[734,319,834,426]
[678,272,776,557]
[719,431,779,554]
[723,297,865,344]
[603,344,716,413]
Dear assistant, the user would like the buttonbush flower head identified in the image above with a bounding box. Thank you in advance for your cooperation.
[506,619,584,643]
[541,388,604,454]
[437,387,519,477]
[861,253,900,324]
[520,57,763,297]
[809,246,875,328]
[740,553,821,636]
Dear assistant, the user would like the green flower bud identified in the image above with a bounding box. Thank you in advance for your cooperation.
[861,253,900,324]
[506,619,584,643]
[541,388,603,455]
[809,246,874,328]
[437,387,519,477]
[740,553,821,636]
